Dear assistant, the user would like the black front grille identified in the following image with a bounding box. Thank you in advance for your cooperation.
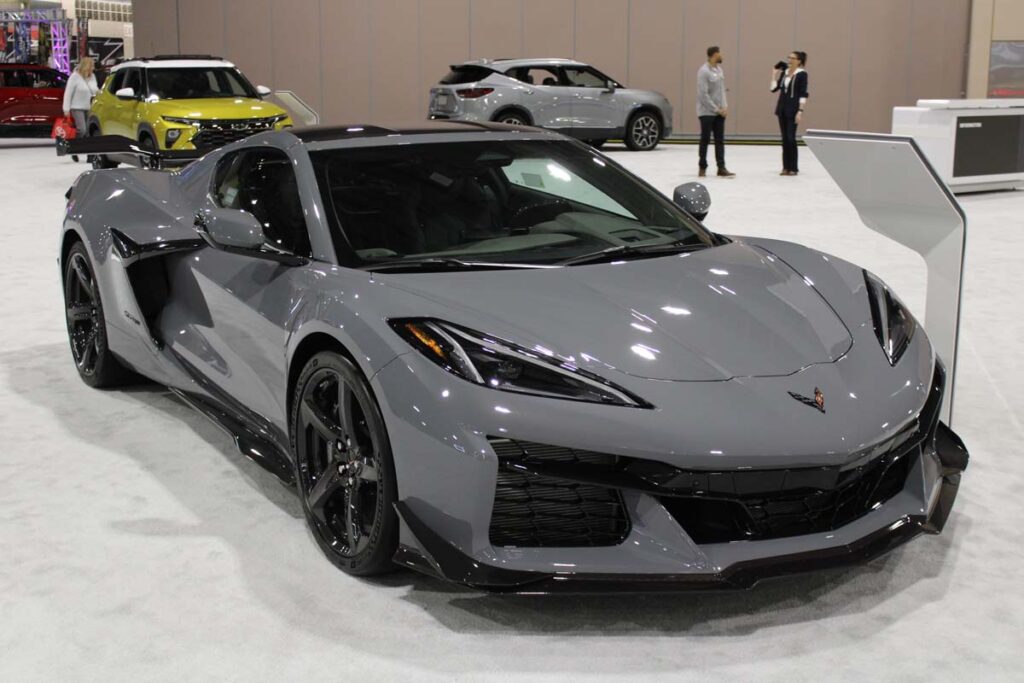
[189,117,280,149]
[486,362,945,547]
[489,440,631,548]
[660,447,914,543]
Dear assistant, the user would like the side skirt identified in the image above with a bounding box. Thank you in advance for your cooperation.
[166,347,295,486]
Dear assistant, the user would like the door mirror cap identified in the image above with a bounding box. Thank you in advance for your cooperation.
[673,182,711,221]
[195,208,308,266]
[256,84,272,97]
[604,82,616,93]
[114,86,136,99]
[199,208,267,250]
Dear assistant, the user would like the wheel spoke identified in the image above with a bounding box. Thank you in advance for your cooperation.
[308,465,345,522]
[338,384,357,437]
[357,456,379,483]
[78,328,98,369]
[66,304,92,323]
[301,395,344,440]
[72,258,94,299]
[344,486,362,550]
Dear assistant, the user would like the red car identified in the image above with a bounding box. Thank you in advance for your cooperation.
[0,63,68,132]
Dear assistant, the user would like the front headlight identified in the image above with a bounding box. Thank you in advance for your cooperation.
[390,318,651,408]
[162,115,199,125]
[864,271,917,365]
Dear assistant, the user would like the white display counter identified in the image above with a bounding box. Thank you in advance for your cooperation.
[891,99,1024,193]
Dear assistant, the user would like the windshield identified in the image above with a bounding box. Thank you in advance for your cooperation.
[311,140,716,268]
[146,67,257,100]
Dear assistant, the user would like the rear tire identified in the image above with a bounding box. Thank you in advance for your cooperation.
[62,242,131,388]
[290,351,399,577]
[625,110,662,151]
[494,110,530,127]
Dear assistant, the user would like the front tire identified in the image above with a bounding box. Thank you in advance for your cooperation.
[625,110,662,151]
[290,351,399,576]
[62,242,130,387]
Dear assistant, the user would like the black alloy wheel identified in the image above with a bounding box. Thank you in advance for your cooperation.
[625,111,661,151]
[291,351,398,576]
[62,242,129,387]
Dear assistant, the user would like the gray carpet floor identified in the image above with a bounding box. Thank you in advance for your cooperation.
[1,141,1021,681]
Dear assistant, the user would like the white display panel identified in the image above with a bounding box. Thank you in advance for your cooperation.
[804,130,966,426]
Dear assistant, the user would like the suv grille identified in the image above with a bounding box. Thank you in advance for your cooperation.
[489,440,631,548]
[190,116,280,148]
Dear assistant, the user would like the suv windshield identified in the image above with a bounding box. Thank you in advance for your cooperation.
[146,67,257,100]
[311,139,717,268]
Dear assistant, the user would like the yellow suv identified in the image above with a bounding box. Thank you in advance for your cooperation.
[89,55,292,167]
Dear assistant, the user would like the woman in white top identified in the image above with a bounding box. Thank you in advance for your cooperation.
[62,57,99,161]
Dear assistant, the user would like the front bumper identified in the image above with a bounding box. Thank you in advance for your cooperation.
[393,421,967,593]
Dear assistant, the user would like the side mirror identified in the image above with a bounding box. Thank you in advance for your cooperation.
[603,81,616,93]
[115,87,136,100]
[673,182,711,221]
[194,208,308,266]
[201,207,266,249]
[256,84,272,97]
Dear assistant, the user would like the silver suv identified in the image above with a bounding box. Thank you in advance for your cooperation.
[428,58,673,151]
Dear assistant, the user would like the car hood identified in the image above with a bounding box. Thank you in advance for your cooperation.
[152,97,288,120]
[376,241,853,381]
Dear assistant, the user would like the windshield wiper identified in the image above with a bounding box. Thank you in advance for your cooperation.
[363,257,550,273]
[557,241,709,267]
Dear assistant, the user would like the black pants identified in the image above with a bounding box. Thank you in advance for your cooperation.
[778,114,799,171]
[698,115,726,169]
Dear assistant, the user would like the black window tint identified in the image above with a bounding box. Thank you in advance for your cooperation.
[213,149,311,257]
[144,67,255,99]
[107,69,125,92]
[439,66,494,84]
[122,68,142,93]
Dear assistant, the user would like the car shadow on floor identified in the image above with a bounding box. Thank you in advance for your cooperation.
[4,342,967,646]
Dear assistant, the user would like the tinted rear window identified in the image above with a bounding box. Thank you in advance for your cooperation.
[440,66,494,85]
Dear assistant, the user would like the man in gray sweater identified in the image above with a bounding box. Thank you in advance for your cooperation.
[697,46,735,177]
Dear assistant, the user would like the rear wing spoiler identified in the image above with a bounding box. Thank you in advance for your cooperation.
[56,135,206,170]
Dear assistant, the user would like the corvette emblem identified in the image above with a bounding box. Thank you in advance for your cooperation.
[788,387,826,414]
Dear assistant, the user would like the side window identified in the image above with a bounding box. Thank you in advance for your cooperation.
[563,67,608,88]
[213,150,311,257]
[106,69,126,93]
[121,68,141,94]
[510,66,563,87]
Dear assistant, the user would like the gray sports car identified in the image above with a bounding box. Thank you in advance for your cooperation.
[59,122,967,592]
[428,58,673,150]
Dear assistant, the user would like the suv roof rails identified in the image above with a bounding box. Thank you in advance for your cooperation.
[145,54,225,61]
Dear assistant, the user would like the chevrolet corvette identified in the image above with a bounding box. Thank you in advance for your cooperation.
[59,122,968,591]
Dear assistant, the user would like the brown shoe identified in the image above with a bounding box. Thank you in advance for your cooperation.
[698,167,706,177]
[717,168,735,177]
[780,170,794,176]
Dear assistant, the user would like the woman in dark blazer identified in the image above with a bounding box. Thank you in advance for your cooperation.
[771,51,808,175]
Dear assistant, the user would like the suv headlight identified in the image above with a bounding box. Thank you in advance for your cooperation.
[390,318,651,408]
[864,271,917,365]
[162,116,199,125]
